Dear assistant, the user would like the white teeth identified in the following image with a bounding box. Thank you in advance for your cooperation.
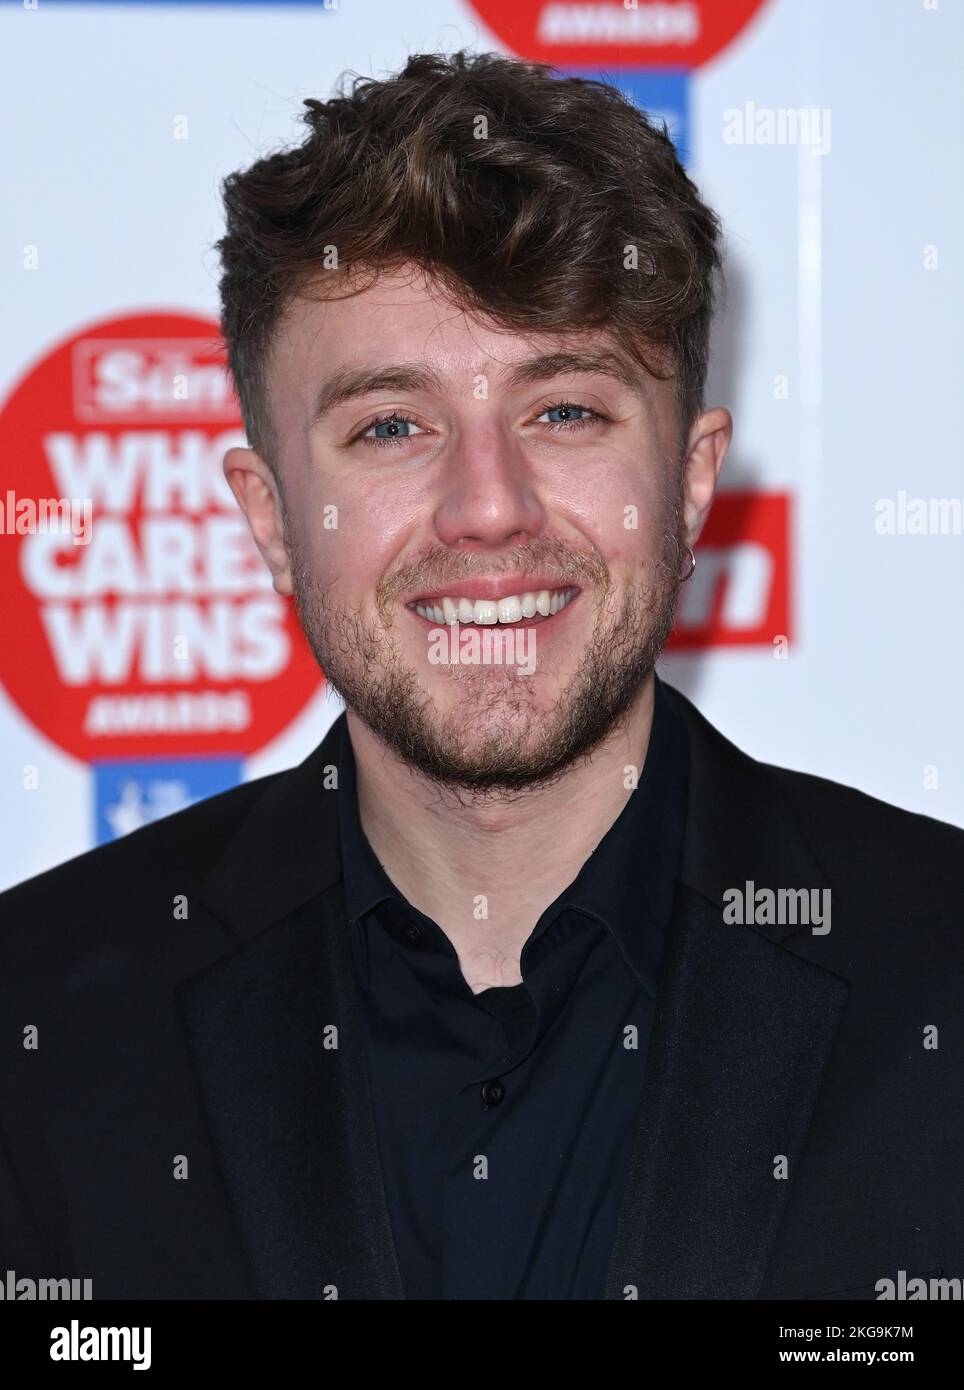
[413,587,577,626]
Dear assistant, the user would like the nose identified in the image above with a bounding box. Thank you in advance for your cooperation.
[432,424,547,550]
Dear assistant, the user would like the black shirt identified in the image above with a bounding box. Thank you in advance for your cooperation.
[336,673,689,1299]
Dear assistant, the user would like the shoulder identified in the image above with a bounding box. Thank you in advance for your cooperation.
[767,760,964,909]
[0,709,347,981]
[769,756,963,846]
[0,769,282,942]
[662,679,964,915]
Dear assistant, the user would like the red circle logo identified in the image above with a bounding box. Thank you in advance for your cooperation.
[468,0,769,69]
[0,312,322,761]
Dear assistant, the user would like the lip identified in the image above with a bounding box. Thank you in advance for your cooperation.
[405,576,580,605]
[408,588,581,630]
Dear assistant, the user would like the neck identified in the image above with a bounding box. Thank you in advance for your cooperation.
[345,676,657,992]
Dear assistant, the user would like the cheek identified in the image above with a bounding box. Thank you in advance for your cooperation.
[312,494,410,598]
[567,468,668,565]
[280,479,339,589]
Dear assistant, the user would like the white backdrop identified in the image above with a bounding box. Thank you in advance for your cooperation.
[1,0,961,893]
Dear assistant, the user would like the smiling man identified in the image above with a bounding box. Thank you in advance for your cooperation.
[1,51,963,1304]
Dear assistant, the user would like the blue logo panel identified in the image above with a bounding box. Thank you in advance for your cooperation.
[563,69,691,166]
[94,757,243,844]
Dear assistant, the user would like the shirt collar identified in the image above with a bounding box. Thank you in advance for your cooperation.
[336,673,689,995]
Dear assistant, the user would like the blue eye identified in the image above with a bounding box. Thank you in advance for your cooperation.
[536,402,604,431]
[364,414,425,442]
[353,400,605,450]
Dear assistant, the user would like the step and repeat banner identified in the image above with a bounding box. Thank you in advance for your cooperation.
[1,0,961,886]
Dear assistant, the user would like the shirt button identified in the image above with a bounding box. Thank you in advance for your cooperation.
[403,921,423,945]
[480,1079,505,1108]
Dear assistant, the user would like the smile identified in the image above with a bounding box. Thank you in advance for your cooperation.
[409,586,579,627]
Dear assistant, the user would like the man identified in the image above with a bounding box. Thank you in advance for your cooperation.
[1,51,962,1302]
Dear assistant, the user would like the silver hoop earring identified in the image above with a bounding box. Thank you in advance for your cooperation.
[681,544,696,582]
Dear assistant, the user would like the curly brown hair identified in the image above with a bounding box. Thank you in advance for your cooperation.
[215,50,724,470]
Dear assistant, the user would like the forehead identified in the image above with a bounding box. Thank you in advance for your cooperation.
[270,262,649,396]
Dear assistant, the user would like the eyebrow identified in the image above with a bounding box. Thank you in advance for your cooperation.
[309,348,646,426]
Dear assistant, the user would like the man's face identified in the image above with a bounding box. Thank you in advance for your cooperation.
[226,263,728,795]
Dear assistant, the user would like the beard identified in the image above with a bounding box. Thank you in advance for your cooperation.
[287,488,686,804]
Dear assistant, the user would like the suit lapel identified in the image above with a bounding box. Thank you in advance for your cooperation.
[176,886,402,1299]
[604,883,848,1298]
[176,715,403,1300]
[605,684,850,1298]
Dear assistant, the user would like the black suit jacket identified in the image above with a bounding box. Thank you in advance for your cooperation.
[1,682,962,1301]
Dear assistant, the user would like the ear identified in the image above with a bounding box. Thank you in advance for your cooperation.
[222,446,293,596]
[681,407,732,548]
